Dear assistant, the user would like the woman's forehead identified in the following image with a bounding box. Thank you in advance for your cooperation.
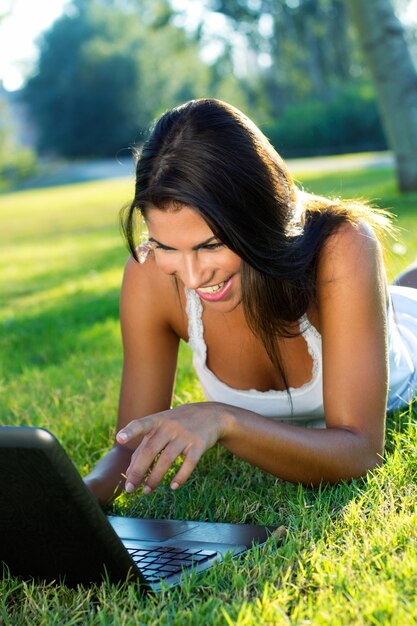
[143,200,190,215]
[145,205,215,243]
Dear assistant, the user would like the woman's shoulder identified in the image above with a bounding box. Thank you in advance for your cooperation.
[121,255,187,336]
[318,218,383,282]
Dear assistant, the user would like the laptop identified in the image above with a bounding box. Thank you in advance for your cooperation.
[0,426,272,592]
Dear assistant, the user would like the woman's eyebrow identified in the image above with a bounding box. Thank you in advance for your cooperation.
[148,237,175,250]
[148,236,218,250]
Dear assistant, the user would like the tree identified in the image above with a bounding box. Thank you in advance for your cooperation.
[0,87,37,188]
[199,0,386,155]
[347,0,417,191]
[204,0,361,109]
[23,0,233,158]
[24,1,144,157]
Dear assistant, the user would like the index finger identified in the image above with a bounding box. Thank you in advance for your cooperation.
[116,416,156,445]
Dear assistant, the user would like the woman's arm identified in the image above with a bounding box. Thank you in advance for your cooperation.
[117,222,388,491]
[223,221,388,483]
[84,255,181,504]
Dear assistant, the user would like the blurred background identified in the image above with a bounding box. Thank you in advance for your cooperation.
[1,0,417,191]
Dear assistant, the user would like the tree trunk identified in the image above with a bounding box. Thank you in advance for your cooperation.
[347,0,417,191]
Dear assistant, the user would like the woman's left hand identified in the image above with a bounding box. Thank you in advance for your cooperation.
[116,402,229,494]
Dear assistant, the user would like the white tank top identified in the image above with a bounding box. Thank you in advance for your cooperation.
[387,286,417,410]
[185,288,326,428]
[185,286,417,424]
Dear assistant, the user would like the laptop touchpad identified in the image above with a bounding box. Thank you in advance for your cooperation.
[107,516,198,541]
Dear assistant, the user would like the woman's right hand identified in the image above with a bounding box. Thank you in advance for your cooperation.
[116,401,230,495]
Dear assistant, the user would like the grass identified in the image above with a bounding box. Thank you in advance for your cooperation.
[1,161,417,624]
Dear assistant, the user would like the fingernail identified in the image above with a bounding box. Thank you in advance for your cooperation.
[125,482,135,493]
[117,431,128,443]
[143,485,152,495]
[171,481,179,491]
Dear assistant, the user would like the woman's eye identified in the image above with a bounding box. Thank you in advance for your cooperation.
[153,242,224,251]
[202,243,224,251]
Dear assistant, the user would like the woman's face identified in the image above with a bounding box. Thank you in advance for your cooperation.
[145,205,242,312]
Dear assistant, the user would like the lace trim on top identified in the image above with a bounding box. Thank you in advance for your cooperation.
[185,288,321,397]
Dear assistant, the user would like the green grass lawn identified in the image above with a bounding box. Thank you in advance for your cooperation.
[1,162,417,625]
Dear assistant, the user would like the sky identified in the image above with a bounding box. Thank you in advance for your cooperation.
[1,0,417,92]
[0,0,70,91]
[0,0,213,90]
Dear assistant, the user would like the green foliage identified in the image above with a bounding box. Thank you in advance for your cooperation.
[21,0,400,160]
[0,146,38,191]
[24,2,142,157]
[188,0,393,156]
[1,162,417,622]
[0,96,38,190]
[205,0,364,106]
[22,0,220,158]
[264,85,387,157]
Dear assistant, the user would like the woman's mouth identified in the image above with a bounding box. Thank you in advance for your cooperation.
[195,276,234,302]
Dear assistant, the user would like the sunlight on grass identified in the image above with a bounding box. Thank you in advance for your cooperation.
[2,266,123,318]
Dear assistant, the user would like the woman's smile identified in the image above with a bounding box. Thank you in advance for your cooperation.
[196,276,235,302]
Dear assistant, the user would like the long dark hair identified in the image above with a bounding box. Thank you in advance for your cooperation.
[121,98,391,388]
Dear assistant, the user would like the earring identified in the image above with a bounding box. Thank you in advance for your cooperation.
[137,240,156,264]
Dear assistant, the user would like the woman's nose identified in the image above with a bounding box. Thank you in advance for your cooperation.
[180,254,209,289]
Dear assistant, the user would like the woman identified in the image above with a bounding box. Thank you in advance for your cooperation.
[85,98,417,505]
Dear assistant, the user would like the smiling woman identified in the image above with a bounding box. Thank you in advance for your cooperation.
[84,98,417,506]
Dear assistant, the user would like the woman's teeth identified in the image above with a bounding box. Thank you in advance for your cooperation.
[198,281,226,294]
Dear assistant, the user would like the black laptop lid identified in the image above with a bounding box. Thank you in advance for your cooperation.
[0,426,146,588]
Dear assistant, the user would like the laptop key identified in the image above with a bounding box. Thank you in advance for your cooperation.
[182,548,201,554]
[158,564,182,573]
[144,575,161,582]
[165,558,193,567]
[157,569,181,577]
[144,563,162,571]
[145,550,170,558]
[187,554,211,562]
[154,546,175,553]
[152,557,173,565]
[127,548,152,555]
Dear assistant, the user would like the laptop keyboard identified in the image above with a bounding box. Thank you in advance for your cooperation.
[127,545,218,582]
